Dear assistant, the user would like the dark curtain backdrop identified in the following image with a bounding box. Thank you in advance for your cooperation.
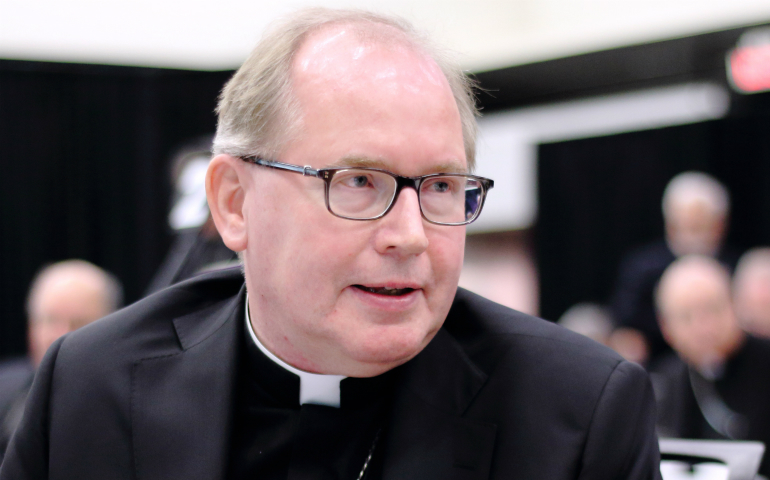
[0,59,234,359]
[537,93,770,322]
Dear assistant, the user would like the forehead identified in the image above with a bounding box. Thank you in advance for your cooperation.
[294,24,447,89]
[33,270,101,304]
[661,266,730,312]
[287,24,465,173]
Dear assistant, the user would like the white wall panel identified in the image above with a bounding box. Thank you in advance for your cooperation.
[1,0,769,71]
[468,82,730,232]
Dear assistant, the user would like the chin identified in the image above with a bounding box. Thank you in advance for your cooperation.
[346,323,439,374]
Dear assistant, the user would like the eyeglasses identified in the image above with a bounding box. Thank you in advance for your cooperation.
[240,156,494,226]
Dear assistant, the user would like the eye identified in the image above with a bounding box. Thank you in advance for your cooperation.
[423,177,459,194]
[431,181,450,193]
[337,173,374,189]
[350,175,370,188]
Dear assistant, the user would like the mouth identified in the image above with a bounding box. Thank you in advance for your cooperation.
[353,285,417,297]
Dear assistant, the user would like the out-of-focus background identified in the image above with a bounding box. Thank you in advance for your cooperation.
[4,0,770,475]
[2,0,770,351]
[0,1,769,347]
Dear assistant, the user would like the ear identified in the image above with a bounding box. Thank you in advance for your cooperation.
[206,154,248,252]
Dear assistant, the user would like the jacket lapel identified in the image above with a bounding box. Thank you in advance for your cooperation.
[382,328,498,480]
[129,281,497,479]
[131,288,244,480]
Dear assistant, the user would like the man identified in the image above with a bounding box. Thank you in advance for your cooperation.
[652,255,770,477]
[1,9,660,479]
[612,171,738,366]
[0,260,122,462]
[733,247,770,338]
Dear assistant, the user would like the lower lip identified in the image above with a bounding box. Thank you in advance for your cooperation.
[347,286,422,312]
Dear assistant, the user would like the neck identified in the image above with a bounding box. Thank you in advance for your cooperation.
[245,294,345,407]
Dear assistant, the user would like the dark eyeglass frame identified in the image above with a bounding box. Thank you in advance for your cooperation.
[239,156,494,226]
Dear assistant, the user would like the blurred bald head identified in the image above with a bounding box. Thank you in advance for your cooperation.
[26,260,123,366]
[656,255,743,371]
[734,248,770,338]
[662,172,729,257]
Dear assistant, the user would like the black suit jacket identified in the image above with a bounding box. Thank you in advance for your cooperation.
[1,268,661,479]
[0,357,34,463]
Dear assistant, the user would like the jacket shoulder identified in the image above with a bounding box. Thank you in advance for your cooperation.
[446,288,625,375]
[56,267,244,369]
[445,289,660,479]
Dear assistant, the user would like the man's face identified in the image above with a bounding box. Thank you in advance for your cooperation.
[28,273,110,366]
[242,28,467,377]
[666,201,725,256]
[658,265,742,369]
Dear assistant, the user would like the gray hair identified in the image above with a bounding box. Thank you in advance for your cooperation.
[661,171,730,220]
[26,259,123,318]
[213,7,479,170]
[557,302,613,343]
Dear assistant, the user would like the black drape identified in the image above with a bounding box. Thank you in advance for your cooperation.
[537,93,770,322]
[0,59,234,358]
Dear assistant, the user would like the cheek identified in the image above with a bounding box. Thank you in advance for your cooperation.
[666,324,689,349]
[423,229,465,320]
[262,218,370,299]
[429,229,466,279]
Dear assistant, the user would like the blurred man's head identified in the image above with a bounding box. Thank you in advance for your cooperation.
[607,328,650,366]
[26,260,123,366]
[557,303,613,345]
[655,255,744,371]
[207,9,483,378]
[733,247,770,338]
[662,172,729,257]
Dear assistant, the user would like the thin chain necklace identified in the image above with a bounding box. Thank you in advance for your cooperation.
[357,428,382,480]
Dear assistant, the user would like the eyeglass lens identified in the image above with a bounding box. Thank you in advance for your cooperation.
[327,169,484,224]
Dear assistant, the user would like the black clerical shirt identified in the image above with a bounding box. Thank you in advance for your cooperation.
[227,314,398,480]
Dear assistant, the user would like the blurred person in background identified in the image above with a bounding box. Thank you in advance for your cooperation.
[0,260,122,463]
[607,327,651,366]
[557,303,653,366]
[733,247,770,338]
[651,255,770,477]
[144,138,238,295]
[612,171,739,367]
[557,302,613,345]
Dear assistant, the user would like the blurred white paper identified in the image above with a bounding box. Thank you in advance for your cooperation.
[661,461,729,480]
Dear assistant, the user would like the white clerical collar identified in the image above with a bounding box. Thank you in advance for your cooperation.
[245,294,345,408]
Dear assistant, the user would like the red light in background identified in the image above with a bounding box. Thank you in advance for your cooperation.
[727,45,770,94]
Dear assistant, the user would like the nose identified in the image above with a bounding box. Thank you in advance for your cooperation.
[373,187,429,257]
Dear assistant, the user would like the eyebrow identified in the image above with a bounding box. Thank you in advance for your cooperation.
[328,155,468,174]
